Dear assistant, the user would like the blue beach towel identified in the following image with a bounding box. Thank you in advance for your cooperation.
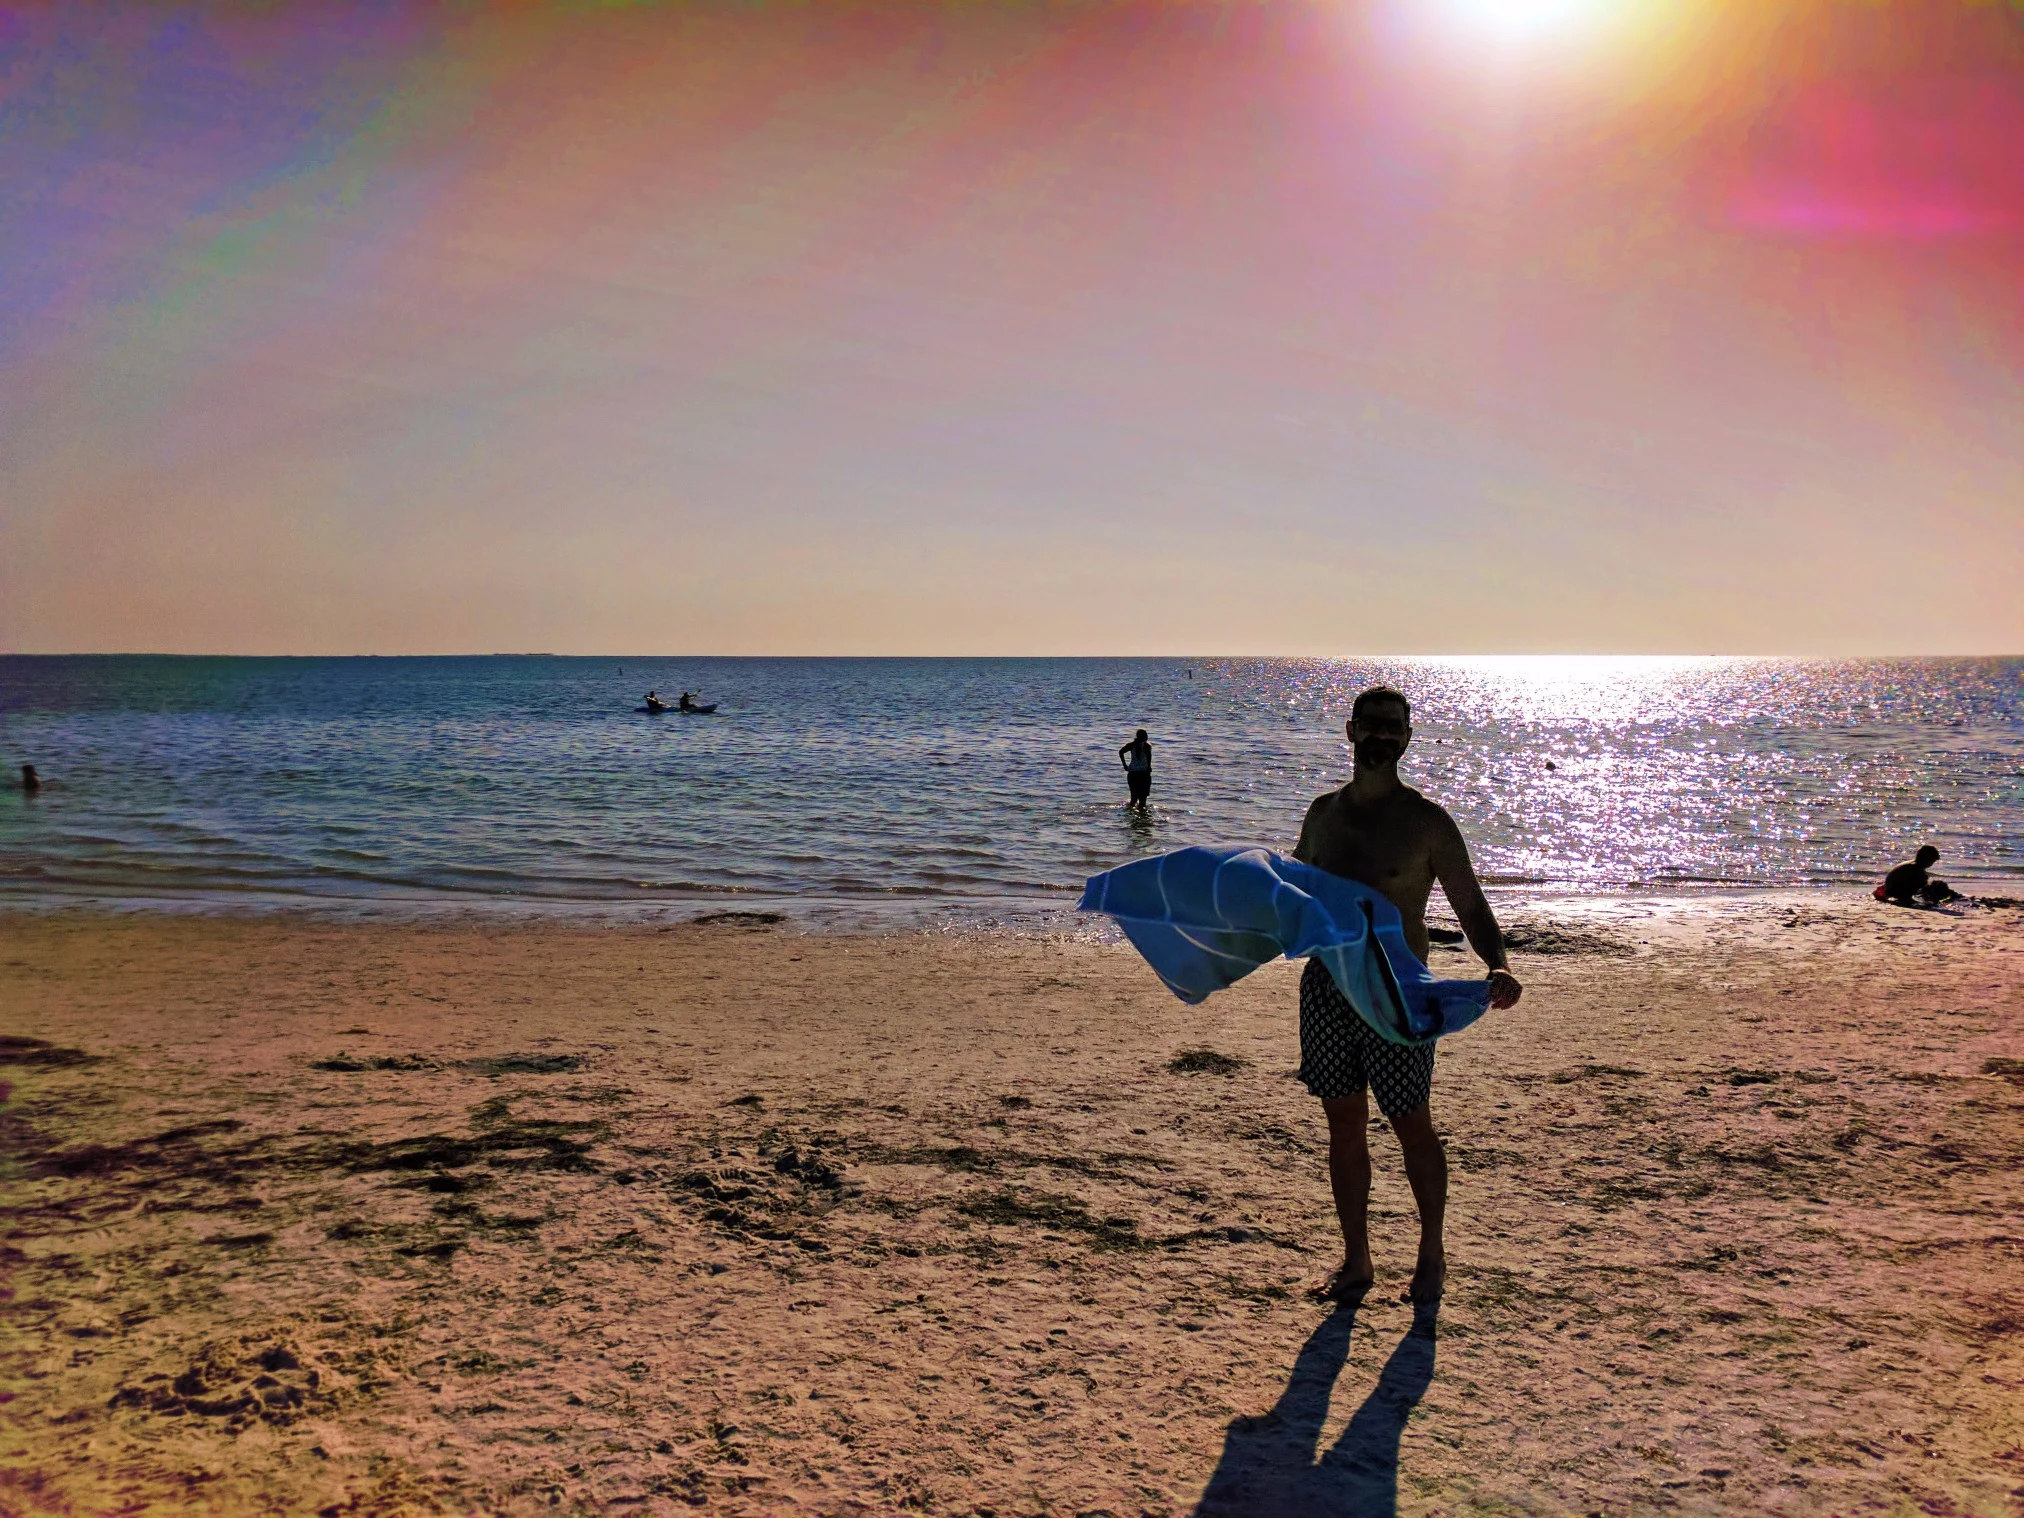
[1077,846,1493,1046]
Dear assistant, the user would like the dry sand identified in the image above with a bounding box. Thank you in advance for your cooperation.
[1,897,2020,1516]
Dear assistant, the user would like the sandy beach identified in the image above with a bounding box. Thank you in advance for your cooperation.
[2,897,2019,1516]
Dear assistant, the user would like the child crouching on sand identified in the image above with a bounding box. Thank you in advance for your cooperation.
[1875,845,1960,907]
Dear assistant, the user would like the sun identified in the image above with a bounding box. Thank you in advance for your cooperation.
[1430,0,1622,47]
[1364,0,1682,77]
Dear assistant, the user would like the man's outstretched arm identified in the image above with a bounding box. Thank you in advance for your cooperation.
[1431,813,1522,1009]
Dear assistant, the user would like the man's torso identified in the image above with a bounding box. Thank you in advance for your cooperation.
[1299,785,1447,961]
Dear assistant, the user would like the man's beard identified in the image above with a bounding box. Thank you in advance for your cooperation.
[1354,736,1404,770]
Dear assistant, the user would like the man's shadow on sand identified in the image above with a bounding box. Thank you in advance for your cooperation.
[1194,1303,1438,1517]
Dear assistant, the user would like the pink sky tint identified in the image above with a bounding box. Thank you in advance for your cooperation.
[1725,76,2024,238]
[1,0,2020,656]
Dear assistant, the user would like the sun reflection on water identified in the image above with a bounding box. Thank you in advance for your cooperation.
[1395,655,1733,725]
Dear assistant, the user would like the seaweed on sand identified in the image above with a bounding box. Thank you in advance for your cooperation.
[0,1036,99,1069]
[457,1053,585,1077]
[1170,1049,1247,1076]
[26,1098,606,1185]
[311,1054,438,1073]
[957,1188,1155,1252]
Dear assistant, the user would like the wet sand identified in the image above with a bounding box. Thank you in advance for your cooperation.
[1,898,2020,1515]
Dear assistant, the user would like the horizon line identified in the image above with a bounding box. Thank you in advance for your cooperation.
[4,650,2021,662]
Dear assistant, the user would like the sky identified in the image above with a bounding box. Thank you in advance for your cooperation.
[1,0,2020,656]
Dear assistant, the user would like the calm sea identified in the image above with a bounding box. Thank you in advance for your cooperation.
[1,656,2018,921]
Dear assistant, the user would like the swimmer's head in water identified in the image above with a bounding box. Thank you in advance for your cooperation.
[1916,845,1941,867]
[1348,686,1412,771]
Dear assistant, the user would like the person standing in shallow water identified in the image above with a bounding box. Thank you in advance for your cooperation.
[1291,686,1522,1306]
[1118,729,1153,807]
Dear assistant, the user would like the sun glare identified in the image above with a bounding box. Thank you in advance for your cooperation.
[1391,0,1672,64]
[1449,0,1603,37]
[1436,0,1615,44]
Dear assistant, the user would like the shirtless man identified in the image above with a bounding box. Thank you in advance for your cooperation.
[1292,686,1522,1306]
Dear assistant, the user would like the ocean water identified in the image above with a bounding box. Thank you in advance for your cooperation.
[1,656,2018,920]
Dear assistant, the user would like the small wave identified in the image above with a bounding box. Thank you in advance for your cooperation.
[1640,871,1765,886]
[36,857,295,883]
[629,882,759,896]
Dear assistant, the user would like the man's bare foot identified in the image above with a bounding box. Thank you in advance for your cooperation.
[1400,1251,1445,1305]
[1307,1262,1374,1304]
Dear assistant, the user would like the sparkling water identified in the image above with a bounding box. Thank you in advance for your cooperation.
[1,655,2018,916]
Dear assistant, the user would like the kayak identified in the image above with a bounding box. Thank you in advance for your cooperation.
[636,703,717,715]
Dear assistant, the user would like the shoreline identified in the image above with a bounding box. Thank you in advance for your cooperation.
[3,902,2019,1513]
[3,877,2020,938]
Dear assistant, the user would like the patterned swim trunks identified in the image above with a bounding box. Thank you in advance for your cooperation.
[1297,957,1436,1119]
